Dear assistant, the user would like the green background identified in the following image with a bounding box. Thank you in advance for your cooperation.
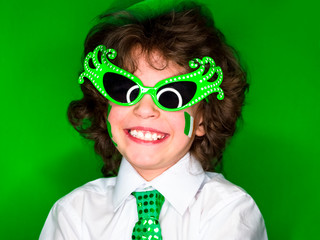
[1,0,319,239]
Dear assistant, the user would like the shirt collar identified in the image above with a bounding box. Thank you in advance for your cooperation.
[113,153,205,215]
[113,158,146,211]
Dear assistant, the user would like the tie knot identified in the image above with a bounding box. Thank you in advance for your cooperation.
[132,190,165,220]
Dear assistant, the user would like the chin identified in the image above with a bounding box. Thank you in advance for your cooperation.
[131,157,158,166]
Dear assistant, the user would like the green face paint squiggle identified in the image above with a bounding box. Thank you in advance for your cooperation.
[107,104,117,147]
[184,112,194,138]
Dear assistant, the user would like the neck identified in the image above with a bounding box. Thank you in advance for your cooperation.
[133,165,172,181]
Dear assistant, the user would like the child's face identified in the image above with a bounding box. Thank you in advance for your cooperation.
[108,49,205,181]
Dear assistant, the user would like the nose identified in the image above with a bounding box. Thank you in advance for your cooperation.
[133,94,160,119]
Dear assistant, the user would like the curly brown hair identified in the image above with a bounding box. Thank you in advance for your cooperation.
[67,1,248,177]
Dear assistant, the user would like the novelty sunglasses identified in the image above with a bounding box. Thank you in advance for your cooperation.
[78,45,224,111]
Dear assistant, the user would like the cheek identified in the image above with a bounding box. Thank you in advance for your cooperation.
[107,104,117,128]
[183,111,194,138]
[168,111,193,136]
[107,104,126,123]
[107,104,130,145]
[106,104,118,146]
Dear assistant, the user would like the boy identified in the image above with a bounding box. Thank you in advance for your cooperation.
[40,1,267,239]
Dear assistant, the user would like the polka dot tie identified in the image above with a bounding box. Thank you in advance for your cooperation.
[131,190,165,240]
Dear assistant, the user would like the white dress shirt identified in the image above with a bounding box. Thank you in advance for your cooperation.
[40,153,268,239]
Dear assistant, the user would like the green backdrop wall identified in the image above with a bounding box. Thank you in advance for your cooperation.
[1,0,319,239]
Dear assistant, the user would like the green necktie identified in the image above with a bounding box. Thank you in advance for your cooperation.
[131,190,165,240]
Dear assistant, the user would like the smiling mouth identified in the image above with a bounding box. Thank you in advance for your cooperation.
[128,129,166,141]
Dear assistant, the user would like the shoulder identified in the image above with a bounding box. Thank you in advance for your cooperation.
[199,172,263,220]
[54,177,116,209]
[196,172,267,239]
[40,177,117,239]
[199,172,259,213]
[201,172,248,201]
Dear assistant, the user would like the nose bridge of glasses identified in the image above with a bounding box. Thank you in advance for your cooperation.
[140,86,157,97]
[139,86,159,106]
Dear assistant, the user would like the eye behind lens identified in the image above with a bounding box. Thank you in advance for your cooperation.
[156,81,197,109]
[126,85,140,103]
[103,72,140,104]
[157,88,183,109]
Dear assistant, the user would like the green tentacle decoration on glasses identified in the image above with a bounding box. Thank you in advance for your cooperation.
[78,45,224,111]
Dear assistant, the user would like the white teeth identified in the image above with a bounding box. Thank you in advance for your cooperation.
[137,131,144,139]
[145,132,152,140]
[129,130,165,141]
[131,130,138,137]
[152,133,158,140]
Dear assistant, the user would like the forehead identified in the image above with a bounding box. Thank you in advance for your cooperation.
[129,47,187,87]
